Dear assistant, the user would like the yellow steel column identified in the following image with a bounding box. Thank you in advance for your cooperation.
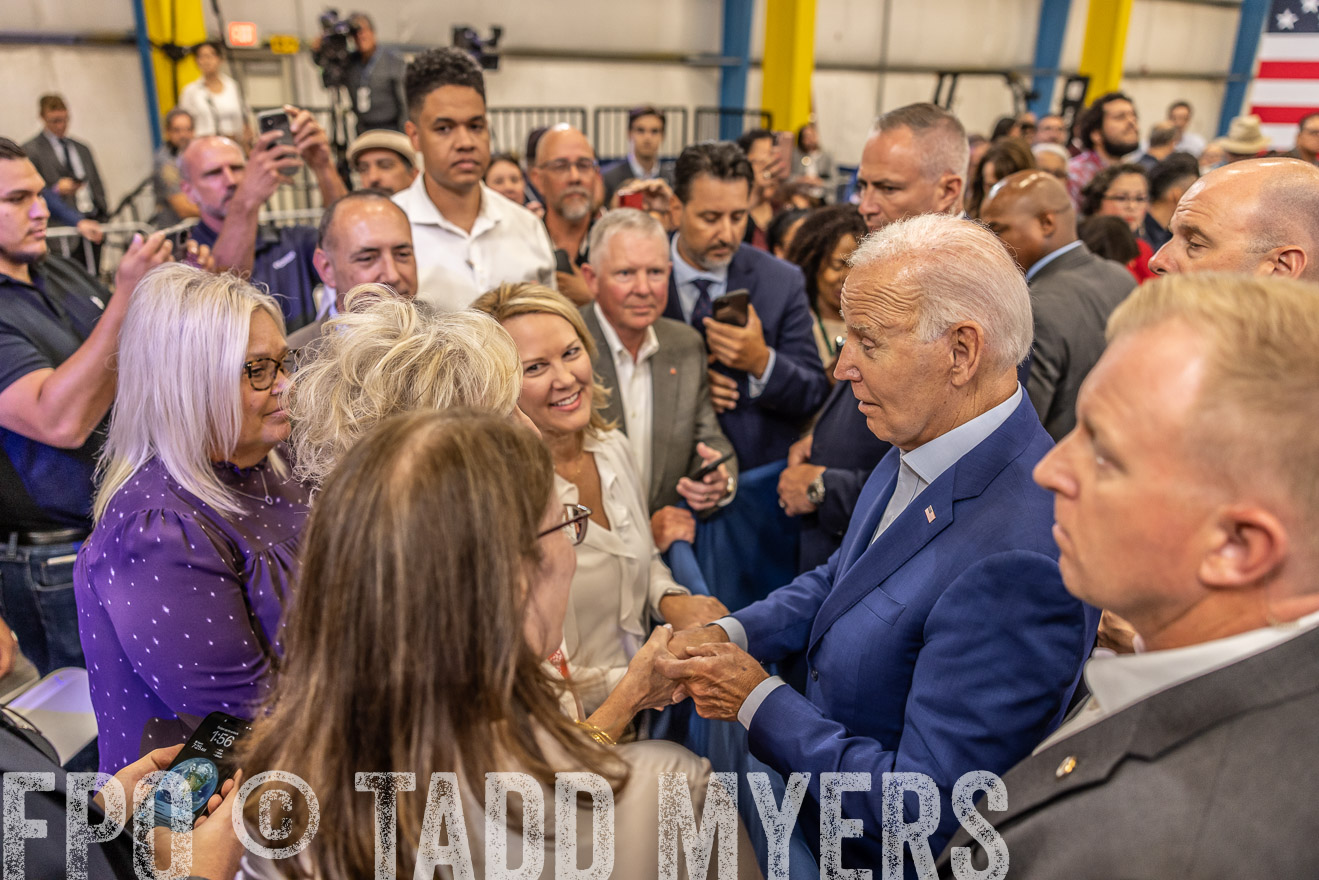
[1078,0,1134,103]
[143,0,206,116]
[760,0,816,133]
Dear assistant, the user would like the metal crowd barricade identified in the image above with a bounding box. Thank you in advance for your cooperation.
[487,106,588,159]
[591,106,689,164]
[693,107,773,143]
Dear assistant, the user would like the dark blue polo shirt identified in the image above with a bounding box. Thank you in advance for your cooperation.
[188,220,320,332]
[0,257,109,532]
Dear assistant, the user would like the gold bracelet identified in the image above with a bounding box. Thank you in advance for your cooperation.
[575,721,617,746]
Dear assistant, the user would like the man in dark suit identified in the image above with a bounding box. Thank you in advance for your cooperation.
[23,94,107,221]
[981,169,1134,440]
[580,208,737,553]
[779,103,968,569]
[661,142,828,470]
[940,273,1319,878]
[658,214,1098,868]
[601,105,674,205]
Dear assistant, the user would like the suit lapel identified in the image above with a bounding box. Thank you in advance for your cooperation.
[649,329,681,493]
[663,273,684,323]
[582,308,624,429]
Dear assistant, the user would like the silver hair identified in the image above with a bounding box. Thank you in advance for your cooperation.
[872,103,970,186]
[1032,142,1071,164]
[588,208,668,269]
[94,265,285,521]
[848,213,1033,373]
[287,289,522,488]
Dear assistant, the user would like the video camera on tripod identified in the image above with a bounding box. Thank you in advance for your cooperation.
[314,9,360,89]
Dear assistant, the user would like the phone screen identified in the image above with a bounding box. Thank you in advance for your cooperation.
[152,711,251,827]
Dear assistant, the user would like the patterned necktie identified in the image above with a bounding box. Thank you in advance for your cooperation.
[690,277,714,332]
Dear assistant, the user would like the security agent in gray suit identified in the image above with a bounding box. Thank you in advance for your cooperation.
[981,169,1134,441]
[579,208,737,552]
[939,273,1319,879]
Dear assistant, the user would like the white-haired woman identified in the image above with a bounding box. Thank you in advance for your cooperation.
[74,264,308,775]
[286,284,526,488]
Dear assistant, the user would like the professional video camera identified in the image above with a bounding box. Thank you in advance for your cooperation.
[452,25,503,71]
[315,9,360,89]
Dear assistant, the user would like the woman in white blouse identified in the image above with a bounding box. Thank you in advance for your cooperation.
[475,283,728,715]
[179,41,251,144]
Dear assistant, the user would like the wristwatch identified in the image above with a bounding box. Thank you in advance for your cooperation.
[806,472,827,506]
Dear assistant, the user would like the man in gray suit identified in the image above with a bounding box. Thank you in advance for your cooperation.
[23,94,107,221]
[982,169,1133,440]
[939,273,1319,878]
[579,208,736,551]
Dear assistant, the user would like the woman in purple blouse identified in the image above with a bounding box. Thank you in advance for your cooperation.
[74,265,310,774]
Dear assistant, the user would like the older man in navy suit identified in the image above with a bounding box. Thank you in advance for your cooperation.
[663,142,828,470]
[658,213,1099,871]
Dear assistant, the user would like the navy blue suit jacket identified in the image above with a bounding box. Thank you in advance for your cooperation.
[800,375,893,570]
[734,393,1099,865]
[664,244,828,469]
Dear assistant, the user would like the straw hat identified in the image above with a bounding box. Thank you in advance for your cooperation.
[347,129,418,167]
[1219,115,1271,155]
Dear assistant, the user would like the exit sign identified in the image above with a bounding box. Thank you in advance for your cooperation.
[226,21,258,48]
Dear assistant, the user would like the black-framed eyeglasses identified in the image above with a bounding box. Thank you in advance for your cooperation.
[243,353,295,391]
[538,159,599,177]
[537,503,591,545]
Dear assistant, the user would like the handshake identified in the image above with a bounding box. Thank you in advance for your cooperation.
[587,594,772,736]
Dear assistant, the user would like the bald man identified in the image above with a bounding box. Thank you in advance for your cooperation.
[1150,157,1319,280]
[530,124,599,305]
[982,170,1135,439]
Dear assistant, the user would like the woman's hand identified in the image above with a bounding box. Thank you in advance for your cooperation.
[585,625,682,739]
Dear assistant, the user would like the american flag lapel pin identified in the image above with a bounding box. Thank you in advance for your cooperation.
[925,505,936,523]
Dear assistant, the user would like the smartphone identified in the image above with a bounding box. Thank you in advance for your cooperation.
[152,710,251,827]
[255,108,295,148]
[712,289,750,327]
[554,248,574,274]
[688,450,734,482]
[618,191,646,210]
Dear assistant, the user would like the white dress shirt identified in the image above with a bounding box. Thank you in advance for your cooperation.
[393,177,556,312]
[723,385,1025,728]
[1036,608,1319,753]
[592,303,660,490]
[555,430,687,714]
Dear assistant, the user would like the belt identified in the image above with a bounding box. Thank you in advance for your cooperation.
[6,528,91,547]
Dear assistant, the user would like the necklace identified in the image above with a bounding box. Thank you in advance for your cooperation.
[220,461,274,504]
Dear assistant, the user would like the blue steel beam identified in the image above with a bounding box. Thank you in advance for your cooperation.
[719,0,754,140]
[1219,0,1270,136]
[1030,0,1073,116]
[132,0,162,150]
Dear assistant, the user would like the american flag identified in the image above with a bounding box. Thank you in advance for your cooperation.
[1249,0,1319,150]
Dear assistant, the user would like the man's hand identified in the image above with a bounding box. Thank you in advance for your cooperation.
[676,442,732,511]
[666,621,731,660]
[236,130,302,211]
[181,240,217,273]
[787,433,814,467]
[287,104,332,172]
[659,594,730,632]
[1097,610,1140,654]
[707,368,740,413]
[651,505,695,552]
[0,616,16,680]
[778,463,826,516]
[704,303,771,376]
[75,219,104,244]
[654,641,769,722]
[113,231,173,300]
[56,177,82,197]
[556,266,593,305]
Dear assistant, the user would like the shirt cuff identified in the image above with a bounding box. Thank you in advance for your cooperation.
[747,347,777,398]
[714,615,748,650]
[737,676,786,729]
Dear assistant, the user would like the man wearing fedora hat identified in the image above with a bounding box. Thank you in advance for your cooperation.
[348,129,417,194]
[1217,114,1272,161]
[1150,156,1319,282]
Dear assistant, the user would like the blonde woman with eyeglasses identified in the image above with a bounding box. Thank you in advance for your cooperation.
[74,264,309,775]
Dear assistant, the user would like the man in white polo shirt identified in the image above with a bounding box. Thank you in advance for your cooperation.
[393,48,555,311]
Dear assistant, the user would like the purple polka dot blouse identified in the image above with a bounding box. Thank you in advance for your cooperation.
[74,455,309,774]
